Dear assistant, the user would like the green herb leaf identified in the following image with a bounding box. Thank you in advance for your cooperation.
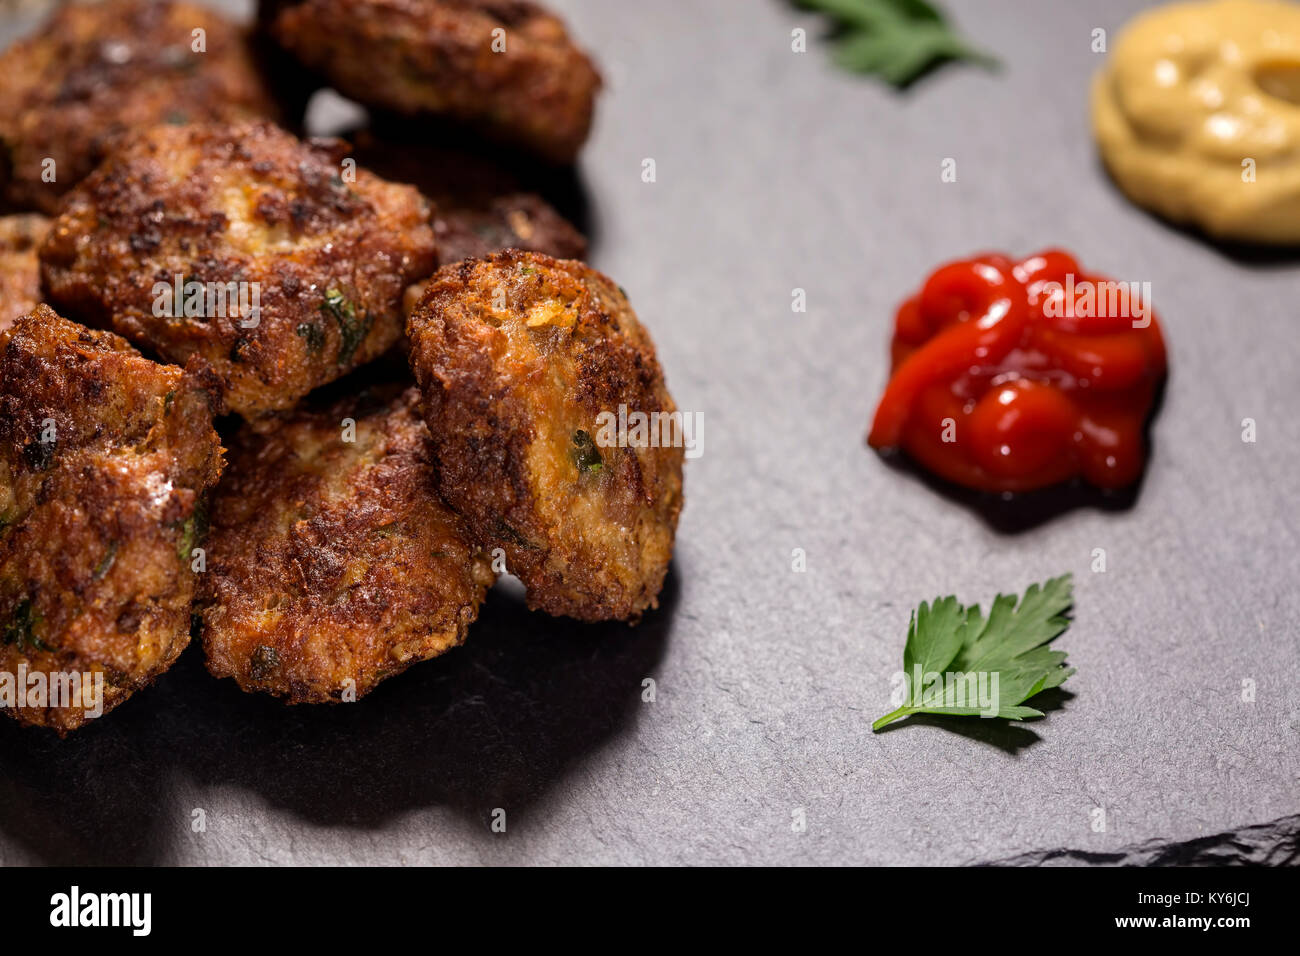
[321,288,371,366]
[174,499,209,565]
[3,598,51,653]
[795,0,996,87]
[872,574,1075,730]
[93,540,119,580]
[571,429,604,474]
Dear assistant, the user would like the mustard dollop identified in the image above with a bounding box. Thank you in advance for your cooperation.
[1093,0,1300,244]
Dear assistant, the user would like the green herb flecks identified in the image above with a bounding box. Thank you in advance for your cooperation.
[795,0,996,87]
[321,288,371,366]
[873,574,1075,731]
[572,429,604,474]
[93,541,120,580]
[3,599,51,653]
[175,499,209,565]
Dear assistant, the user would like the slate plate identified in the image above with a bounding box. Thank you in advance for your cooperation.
[1,0,1297,866]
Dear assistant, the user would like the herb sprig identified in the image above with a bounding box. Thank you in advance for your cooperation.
[873,574,1075,731]
[795,0,997,87]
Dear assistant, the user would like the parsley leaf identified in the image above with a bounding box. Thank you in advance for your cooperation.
[873,574,1075,730]
[795,0,996,87]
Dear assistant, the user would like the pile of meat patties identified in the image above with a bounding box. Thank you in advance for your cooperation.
[0,0,684,733]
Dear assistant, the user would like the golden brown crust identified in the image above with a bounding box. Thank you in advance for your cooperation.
[406,251,683,622]
[39,121,438,418]
[0,214,49,334]
[269,0,602,163]
[0,0,281,215]
[199,385,494,703]
[0,305,223,733]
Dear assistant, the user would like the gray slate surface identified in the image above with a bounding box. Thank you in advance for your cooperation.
[0,0,1297,865]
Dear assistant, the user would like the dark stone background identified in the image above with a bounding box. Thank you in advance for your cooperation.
[1,0,1296,864]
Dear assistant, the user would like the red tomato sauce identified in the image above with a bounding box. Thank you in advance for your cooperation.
[867,250,1167,493]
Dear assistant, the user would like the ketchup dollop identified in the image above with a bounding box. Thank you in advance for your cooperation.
[867,250,1167,493]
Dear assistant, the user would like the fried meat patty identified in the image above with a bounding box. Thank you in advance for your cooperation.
[0,214,48,334]
[0,0,281,214]
[39,121,438,418]
[199,386,494,703]
[407,251,682,622]
[268,0,601,163]
[0,306,223,732]
[350,136,589,322]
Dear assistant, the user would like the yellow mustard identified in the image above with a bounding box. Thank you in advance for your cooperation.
[1093,0,1300,243]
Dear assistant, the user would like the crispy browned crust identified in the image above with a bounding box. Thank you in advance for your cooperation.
[0,305,224,733]
[406,251,683,622]
[38,121,438,419]
[199,385,494,703]
[0,214,48,334]
[269,0,602,163]
[0,0,281,215]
